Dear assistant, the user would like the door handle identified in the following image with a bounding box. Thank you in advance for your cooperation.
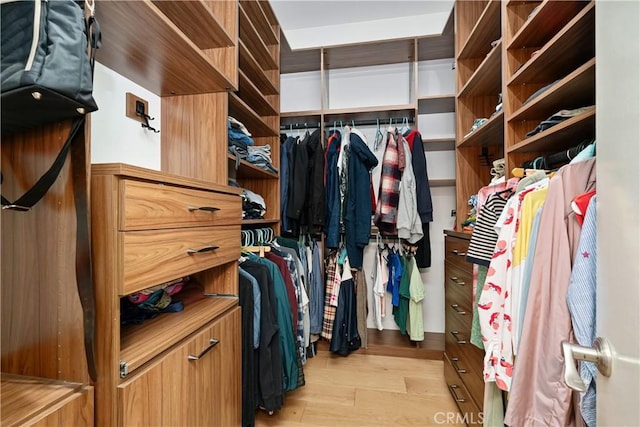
[187,244,220,254]
[187,206,220,212]
[562,337,613,392]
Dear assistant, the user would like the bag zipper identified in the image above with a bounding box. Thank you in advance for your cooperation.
[25,0,43,72]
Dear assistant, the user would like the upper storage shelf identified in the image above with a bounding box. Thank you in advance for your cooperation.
[96,0,237,96]
[457,0,501,60]
[508,2,595,85]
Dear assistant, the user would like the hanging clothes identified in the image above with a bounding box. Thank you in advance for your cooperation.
[404,129,433,268]
[375,128,402,235]
[330,257,361,355]
[240,260,283,413]
[324,130,342,248]
[396,133,423,244]
[407,255,425,342]
[567,195,597,427]
[505,158,596,427]
[392,255,410,335]
[238,271,256,427]
[344,129,378,269]
[280,135,296,233]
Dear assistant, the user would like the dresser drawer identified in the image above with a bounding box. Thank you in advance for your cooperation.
[443,353,482,425]
[445,327,485,407]
[445,289,473,331]
[445,262,474,309]
[121,225,241,295]
[445,236,472,273]
[121,179,241,231]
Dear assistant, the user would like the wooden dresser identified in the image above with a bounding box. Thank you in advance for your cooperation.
[91,163,242,426]
[443,230,484,425]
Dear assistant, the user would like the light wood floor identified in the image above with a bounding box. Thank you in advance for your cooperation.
[255,351,465,427]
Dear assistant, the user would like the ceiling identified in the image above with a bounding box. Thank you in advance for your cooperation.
[269,0,454,50]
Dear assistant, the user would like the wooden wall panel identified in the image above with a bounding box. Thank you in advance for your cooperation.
[1,120,88,384]
[161,92,229,185]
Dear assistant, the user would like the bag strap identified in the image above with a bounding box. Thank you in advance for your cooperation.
[70,117,98,382]
[1,117,85,211]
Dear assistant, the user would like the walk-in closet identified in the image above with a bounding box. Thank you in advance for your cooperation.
[1,1,638,426]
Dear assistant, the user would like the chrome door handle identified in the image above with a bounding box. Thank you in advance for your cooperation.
[449,276,465,286]
[562,337,613,392]
[187,244,220,254]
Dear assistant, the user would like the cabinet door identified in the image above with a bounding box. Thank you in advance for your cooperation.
[118,308,241,426]
[188,307,241,427]
[118,348,189,427]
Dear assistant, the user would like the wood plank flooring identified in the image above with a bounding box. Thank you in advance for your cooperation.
[255,351,465,427]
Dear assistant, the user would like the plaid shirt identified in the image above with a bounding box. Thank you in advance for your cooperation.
[321,254,338,340]
[375,131,403,233]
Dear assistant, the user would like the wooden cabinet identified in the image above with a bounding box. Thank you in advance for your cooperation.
[91,164,242,426]
[453,0,596,229]
[443,231,483,423]
[117,308,241,427]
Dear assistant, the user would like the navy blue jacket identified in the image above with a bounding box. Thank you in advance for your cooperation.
[345,132,378,268]
[324,131,341,248]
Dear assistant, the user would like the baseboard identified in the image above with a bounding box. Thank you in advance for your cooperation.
[316,329,444,360]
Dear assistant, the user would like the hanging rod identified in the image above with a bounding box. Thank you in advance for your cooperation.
[280,116,416,131]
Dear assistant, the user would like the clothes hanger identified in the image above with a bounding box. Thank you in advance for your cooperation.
[374,118,384,150]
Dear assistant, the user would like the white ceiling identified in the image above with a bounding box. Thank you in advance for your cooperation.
[270,0,454,50]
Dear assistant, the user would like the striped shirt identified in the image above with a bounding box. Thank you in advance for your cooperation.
[466,193,509,266]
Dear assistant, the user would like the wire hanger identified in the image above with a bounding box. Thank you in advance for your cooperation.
[374,118,383,150]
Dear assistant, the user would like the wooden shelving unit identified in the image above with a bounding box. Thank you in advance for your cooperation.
[457,111,504,148]
[96,1,237,95]
[504,0,596,170]
[232,1,281,233]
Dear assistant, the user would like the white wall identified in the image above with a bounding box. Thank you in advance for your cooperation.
[91,62,162,169]
[280,58,456,333]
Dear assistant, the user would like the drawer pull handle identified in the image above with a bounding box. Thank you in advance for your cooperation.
[187,245,220,254]
[450,331,467,344]
[187,206,220,213]
[449,276,465,286]
[457,252,466,257]
[450,304,467,315]
[448,384,466,403]
[451,249,459,255]
[188,338,220,361]
[451,357,467,373]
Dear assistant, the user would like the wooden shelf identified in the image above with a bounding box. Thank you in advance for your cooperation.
[457,111,504,148]
[1,374,89,427]
[508,1,589,50]
[423,137,456,152]
[417,33,455,61]
[458,0,501,60]
[238,70,278,117]
[239,40,278,95]
[508,2,595,85]
[239,4,278,71]
[228,154,279,179]
[459,41,502,97]
[229,92,278,137]
[324,38,415,70]
[151,1,234,49]
[508,107,595,153]
[509,59,595,122]
[324,104,416,124]
[120,296,238,374]
[96,1,234,96]
[418,95,455,114]
[430,179,457,187]
[239,1,278,45]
